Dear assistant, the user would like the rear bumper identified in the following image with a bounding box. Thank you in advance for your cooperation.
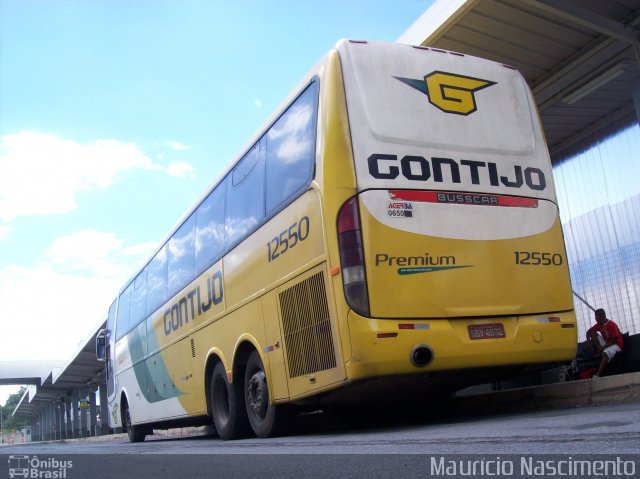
[345,310,577,381]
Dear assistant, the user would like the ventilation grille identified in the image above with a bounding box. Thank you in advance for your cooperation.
[279,271,336,378]
[190,338,196,358]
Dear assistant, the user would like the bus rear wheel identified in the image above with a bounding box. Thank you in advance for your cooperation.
[244,350,293,438]
[210,361,249,440]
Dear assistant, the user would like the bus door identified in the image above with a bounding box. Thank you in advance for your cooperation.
[105,299,117,401]
[145,311,192,419]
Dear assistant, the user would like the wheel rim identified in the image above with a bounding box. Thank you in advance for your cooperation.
[246,368,268,420]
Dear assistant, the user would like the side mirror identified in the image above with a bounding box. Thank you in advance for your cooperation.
[96,329,107,361]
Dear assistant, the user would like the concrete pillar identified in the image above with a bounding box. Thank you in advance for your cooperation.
[99,383,110,435]
[89,387,97,436]
[59,403,64,440]
[81,388,91,437]
[35,418,40,442]
[48,407,53,441]
[40,409,45,441]
[70,391,80,438]
[634,47,640,126]
[54,403,61,440]
[37,409,43,441]
[66,398,73,439]
[37,409,42,441]
[44,407,51,441]
[632,79,640,125]
[62,402,67,440]
[42,408,48,441]
[51,405,56,441]
[39,408,49,441]
[48,405,55,441]
[76,389,85,438]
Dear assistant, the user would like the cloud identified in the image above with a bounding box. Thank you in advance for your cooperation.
[0,230,150,361]
[166,161,195,178]
[0,262,119,360]
[165,141,191,151]
[46,230,124,274]
[0,225,12,240]
[123,241,157,258]
[0,132,194,222]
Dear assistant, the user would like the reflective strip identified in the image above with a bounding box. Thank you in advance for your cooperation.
[398,323,430,330]
[537,316,561,323]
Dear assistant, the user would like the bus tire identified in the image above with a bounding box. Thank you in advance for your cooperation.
[210,361,249,440]
[244,350,292,438]
[123,400,146,443]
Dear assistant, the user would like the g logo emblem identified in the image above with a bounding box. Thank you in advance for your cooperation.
[395,71,496,116]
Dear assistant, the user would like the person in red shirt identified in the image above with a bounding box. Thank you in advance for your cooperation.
[586,308,624,378]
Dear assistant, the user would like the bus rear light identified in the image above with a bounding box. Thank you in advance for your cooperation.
[337,198,360,232]
[337,197,370,317]
[342,265,365,284]
[338,230,364,267]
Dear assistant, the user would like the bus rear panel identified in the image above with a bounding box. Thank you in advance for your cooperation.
[333,41,576,389]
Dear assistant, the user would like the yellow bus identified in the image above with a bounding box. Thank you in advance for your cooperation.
[96,40,577,442]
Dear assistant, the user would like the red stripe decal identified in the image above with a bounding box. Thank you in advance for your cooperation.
[398,324,415,330]
[389,190,538,208]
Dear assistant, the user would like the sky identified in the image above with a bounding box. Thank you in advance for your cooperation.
[0,0,431,407]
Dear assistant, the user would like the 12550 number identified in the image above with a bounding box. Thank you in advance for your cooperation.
[514,251,563,266]
[267,216,310,262]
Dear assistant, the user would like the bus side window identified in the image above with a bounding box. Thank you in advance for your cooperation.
[195,179,227,273]
[266,82,318,215]
[147,246,168,316]
[130,270,147,328]
[168,214,196,296]
[226,142,265,248]
[116,285,132,341]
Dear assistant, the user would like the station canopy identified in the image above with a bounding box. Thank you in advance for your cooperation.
[9,322,106,418]
[398,0,640,162]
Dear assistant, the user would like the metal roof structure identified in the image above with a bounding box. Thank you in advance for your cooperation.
[0,361,57,386]
[11,321,106,418]
[399,0,640,162]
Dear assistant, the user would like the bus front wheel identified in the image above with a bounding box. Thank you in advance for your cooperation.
[244,350,293,438]
[210,361,249,440]
[123,400,146,443]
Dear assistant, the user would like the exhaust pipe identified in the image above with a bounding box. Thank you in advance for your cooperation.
[410,345,434,368]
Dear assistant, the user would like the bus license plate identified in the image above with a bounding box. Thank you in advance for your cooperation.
[468,323,506,340]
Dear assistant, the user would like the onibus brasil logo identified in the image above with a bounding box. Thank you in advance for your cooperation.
[8,455,73,478]
[395,71,496,115]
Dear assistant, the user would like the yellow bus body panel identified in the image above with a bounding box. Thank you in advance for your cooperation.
[362,208,574,319]
[346,310,577,380]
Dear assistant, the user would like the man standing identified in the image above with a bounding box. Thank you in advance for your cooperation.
[586,308,624,378]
